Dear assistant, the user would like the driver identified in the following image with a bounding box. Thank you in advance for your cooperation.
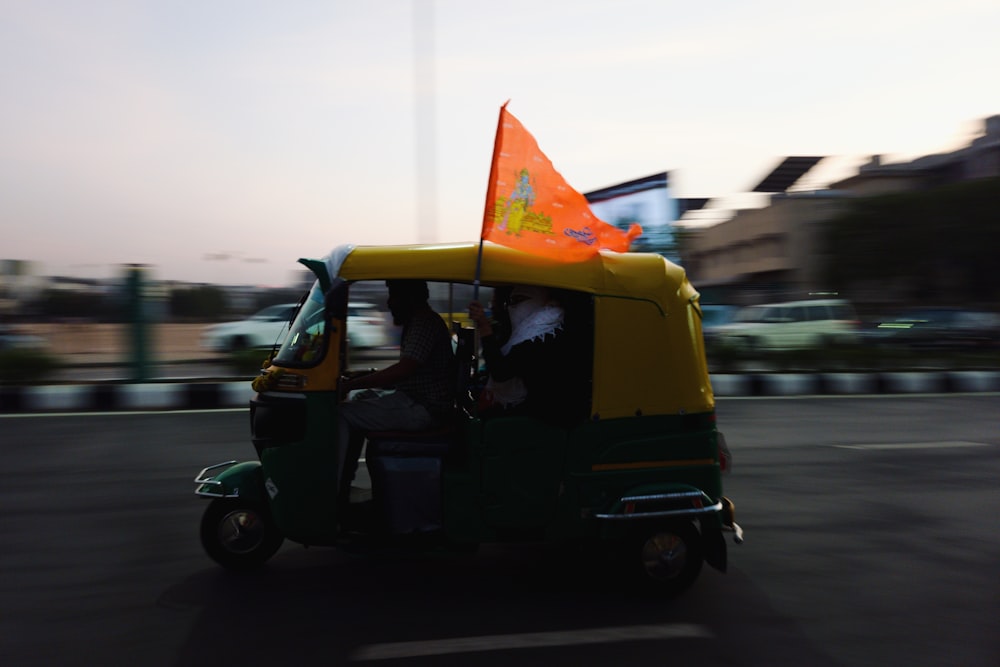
[336,280,454,522]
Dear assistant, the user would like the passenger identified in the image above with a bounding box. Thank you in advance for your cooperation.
[469,285,584,424]
[337,280,454,516]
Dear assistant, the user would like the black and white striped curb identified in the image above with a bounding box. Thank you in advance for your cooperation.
[710,370,1000,396]
[1,371,997,413]
[0,382,253,413]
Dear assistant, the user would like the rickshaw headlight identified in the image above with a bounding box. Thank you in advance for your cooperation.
[275,373,307,389]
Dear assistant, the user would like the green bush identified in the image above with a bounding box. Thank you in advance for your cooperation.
[226,349,273,376]
[169,285,229,319]
[0,349,61,384]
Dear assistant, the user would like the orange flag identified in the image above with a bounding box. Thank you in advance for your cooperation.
[481,103,642,261]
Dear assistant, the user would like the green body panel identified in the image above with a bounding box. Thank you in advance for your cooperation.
[442,411,723,543]
[567,415,721,537]
[481,417,567,529]
[442,420,484,540]
[442,416,571,542]
[256,392,341,545]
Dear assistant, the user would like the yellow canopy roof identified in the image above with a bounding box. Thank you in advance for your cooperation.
[329,241,692,315]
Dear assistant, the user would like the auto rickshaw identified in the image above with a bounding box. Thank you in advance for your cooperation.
[194,241,743,595]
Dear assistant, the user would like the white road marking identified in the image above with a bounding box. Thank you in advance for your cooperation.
[351,623,713,661]
[835,441,992,450]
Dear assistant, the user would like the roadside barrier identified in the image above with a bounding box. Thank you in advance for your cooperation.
[0,381,253,413]
[709,370,1000,397]
[2,370,998,414]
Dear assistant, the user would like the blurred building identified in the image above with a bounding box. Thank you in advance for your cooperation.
[585,172,681,263]
[0,260,44,320]
[683,115,1000,305]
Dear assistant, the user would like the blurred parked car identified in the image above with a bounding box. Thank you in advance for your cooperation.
[712,298,859,351]
[0,325,48,352]
[863,308,1000,349]
[201,301,391,353]
[346,302,391,349]
[202,303,298,352]
[699,304,739,346]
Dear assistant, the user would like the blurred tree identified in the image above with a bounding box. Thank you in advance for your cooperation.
[169,286,228,320]
[251,288,306,312]
[821,177,1000,307]
[674,226,697,266]
[31,289,117,321]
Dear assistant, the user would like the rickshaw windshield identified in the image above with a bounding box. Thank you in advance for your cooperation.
[273,283,327,367]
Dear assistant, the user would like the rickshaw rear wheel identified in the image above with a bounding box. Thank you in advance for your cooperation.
[627,521,703,596]
[200,499,284,570]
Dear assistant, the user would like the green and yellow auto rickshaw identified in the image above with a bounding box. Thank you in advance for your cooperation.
[194,241,743,595]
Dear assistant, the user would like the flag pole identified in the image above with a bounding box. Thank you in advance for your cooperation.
[475,100,509,302]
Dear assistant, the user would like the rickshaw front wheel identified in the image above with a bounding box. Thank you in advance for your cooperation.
[200,499,284,570]
[628,521,703,596]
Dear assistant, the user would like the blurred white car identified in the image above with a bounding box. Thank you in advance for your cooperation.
[862,308,1000,349]
[346,302,391,349]
[699,304,739,346]
[713,298,859,351]
[201,301,390,352]
[201,303,298,352]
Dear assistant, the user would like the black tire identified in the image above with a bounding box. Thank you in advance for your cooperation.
[625,520,703,596]
[230,335,250,351]
[200,498,284,570]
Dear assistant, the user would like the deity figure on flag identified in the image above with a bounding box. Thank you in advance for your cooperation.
[498,168,536,236]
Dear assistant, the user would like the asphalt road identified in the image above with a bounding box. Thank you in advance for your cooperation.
[1,395,998,666]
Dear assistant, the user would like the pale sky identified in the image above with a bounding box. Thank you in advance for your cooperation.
[3,0,998,286]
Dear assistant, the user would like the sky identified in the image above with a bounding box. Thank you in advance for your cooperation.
[2,0,998,287]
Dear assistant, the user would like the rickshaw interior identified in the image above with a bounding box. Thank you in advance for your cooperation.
[319,278,599,538]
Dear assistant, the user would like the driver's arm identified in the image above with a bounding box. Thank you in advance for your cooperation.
[340,356,421,394]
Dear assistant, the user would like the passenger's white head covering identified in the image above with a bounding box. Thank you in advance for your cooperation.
[502,286,564,355]
[485,286,565,408]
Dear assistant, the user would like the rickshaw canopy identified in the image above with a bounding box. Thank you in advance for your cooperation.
[311,241,715,419]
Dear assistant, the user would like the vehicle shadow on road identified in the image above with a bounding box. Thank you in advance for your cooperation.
[159,543,841,666]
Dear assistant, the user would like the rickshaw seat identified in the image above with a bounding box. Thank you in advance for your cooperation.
[365,420,458,455]
[364,426,456,535]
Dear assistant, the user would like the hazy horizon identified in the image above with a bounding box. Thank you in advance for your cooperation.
[3,1,998,286]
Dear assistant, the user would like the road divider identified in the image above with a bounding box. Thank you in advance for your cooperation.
[1,370,998,413]
[710,370,1000,397]
[0,381,254,413]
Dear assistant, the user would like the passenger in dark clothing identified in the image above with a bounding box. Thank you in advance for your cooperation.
[469,286,587,425]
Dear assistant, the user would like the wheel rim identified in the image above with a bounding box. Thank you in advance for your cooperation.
[640,532,688,581]
[217,509,267,555]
